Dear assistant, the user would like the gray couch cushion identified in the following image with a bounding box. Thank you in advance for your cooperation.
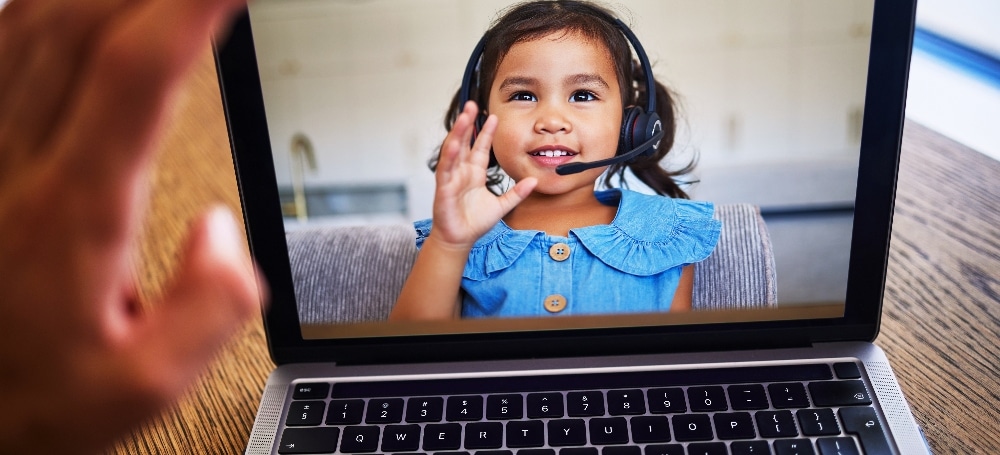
[287,203,776,324]
[287,224,415,325]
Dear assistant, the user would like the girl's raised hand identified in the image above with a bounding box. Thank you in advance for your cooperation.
[430,102,537,250]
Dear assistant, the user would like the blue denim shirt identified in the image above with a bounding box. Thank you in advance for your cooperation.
[413,189,721,318]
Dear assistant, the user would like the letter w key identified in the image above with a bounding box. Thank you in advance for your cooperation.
[381,424,421,452]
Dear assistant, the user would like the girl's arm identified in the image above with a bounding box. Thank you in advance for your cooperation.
[670,265,695,312]
[390,235,467,320]
[390,102,536,320]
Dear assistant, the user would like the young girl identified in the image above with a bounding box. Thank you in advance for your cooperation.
[390,0,720,320]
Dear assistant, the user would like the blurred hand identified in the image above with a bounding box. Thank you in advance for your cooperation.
[430,101,537,250]
[0,0,262,453]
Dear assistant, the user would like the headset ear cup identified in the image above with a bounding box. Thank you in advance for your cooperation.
[619,108,663,161]
[619,107,642,154]
[641,112,663,158]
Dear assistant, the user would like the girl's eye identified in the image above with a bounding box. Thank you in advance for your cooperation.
[570,91,597,102]
[510,92,536,102]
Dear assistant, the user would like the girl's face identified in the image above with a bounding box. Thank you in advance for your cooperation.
[488,30,623,197]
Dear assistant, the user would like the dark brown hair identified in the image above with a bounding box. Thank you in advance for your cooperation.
[432,0,692,198]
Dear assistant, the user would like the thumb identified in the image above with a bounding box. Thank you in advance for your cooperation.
[497,177,538,214]
[142,207,263,384]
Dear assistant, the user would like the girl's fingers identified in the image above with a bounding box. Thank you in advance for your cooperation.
[436,102,478,180]
[496,177,537,215]
[469,114,497,169]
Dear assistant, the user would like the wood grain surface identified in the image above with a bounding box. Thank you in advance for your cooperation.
[881,122,1000,453]
[106,48,1000,454]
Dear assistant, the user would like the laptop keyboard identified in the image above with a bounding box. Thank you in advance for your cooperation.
[275,362,891,455]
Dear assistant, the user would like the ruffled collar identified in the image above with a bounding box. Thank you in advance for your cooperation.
[462,189,721,280]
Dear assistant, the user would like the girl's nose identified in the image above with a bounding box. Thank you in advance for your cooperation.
[534,104,572,135]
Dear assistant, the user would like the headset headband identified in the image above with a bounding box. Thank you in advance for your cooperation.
[459,17,656,114]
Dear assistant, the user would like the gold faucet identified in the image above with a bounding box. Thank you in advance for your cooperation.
[288,132,317,222]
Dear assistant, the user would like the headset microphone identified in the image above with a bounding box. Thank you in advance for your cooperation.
[555,126,663,175]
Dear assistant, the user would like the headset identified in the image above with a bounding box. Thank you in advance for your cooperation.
[458,18,664,176]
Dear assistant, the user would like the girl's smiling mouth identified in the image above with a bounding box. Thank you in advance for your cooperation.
[528,145,578,166]
[530,150,575,156]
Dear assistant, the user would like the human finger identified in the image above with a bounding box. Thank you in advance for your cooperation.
[437,101,477,178]
[468,113,497,170]
[0,0,125,168]
[496,177,537,215]
[136,207,262,400]
[48,0,245,202]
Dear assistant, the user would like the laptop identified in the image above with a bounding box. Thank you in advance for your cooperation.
[215,1,929,454]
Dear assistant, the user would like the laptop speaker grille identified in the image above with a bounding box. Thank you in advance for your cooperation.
[864,359,929,454]
[245,383,286,455]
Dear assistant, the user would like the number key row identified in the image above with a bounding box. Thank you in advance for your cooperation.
[310,383,818,426]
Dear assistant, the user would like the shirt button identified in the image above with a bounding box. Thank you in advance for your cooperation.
[544,294,567,313]
[548,242,571,261]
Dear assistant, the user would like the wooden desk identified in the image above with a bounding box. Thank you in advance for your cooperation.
[108,50,1000,454]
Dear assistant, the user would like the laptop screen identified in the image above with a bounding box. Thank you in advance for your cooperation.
[224,0,905,346]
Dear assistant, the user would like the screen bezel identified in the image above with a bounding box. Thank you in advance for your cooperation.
[214,0,915,366]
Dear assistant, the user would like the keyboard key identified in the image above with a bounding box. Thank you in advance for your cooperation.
[466,422,504,449]
[768,383,810,408]
[507,420,545,448]
[756,410,799,438]
[406,397,444,422]
[367,398,404,424]
[796,409,840,436]
[562,448,598,455]
[448,396,485,421]
[713,412,755,439]
[478,451,514,455]
[381,424,421,452]
[688,386,727,412]
[840,407,892,455]
[809,381,871,407]
[643,444,683,455]
[567,391,605,417]
[833,362,862,379]
[607,389,646,415]
[687,442,727,455]
[671,414,713,441]
[730,440,771,455]
[728,384,769,410]
[629,416,671,443]
[518,450,555,455]
[816,437,860,455]
[601,446,640,455]
[588,417,628,445]
[340,426,380,453]
[528,392,564,418]
[647,388,686,414]
[286,401,325,426]
[487,394,524,420]
[277,427,340,454]
[548,419,587,446]
[773,438,815,455]
[292,382,330,400]
[423,423,462,451]
[327,399,365,425]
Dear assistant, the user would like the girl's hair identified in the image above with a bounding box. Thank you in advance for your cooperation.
[431,0,692,199]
